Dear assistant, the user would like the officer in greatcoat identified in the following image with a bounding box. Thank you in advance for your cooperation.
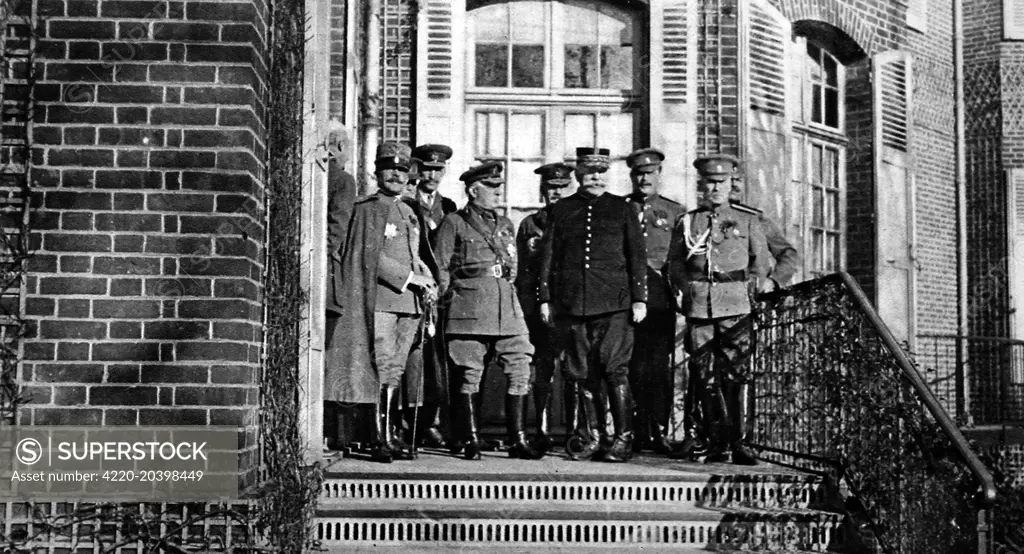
[625,148,686,455]
[327,141,438,463]
[434,161,542,461]
[516,162,572,454]
[667,154,771,465]
[538,147,648,463]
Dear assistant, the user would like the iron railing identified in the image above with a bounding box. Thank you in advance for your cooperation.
[750,272,996,554]
[915,334,1024,429]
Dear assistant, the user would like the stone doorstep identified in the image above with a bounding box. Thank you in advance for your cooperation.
[320,547,822,554]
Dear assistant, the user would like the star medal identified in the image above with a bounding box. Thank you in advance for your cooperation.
[384,223,398,238]
[506,243,516,258]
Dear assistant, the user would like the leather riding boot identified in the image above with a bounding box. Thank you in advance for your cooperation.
[371,388,393,463]
[604,382,635,463]
[386,386,415,461]
[448,395,466,455]
[591,386,613,461]
[703,382,731,464]
[507,394,544,460]
[648,415,674,455]
[726,382,757,465]
[462,393,482,460]
[532,386,553,454]
[563,383,579,436]
[631,400,648,453]
[566,383,602,461]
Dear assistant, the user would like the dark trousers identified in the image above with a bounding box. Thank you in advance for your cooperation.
[561,310,633,387]
[629,308,675,427]
[683,314,753,445]
[527,315,563,396]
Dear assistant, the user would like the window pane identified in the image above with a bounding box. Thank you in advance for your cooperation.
[826,233,839,272]
[811,144,823,184]
[512,45,545,87]
[509,113,544,158]
[565,45,598,88]
[510,2,545,43]
[564,114,596,157]
[507,161,546,206]
[812,187,823,227]
[824,88,840,128]
[601,45,632,89]
[811,84,823,124]
[563,3,598,45]
[475,44,509,87]
[824,53,838,86]
[826,190,839,229]
[823,147,836,189]
[472,4,509,43]
[806,43,822,82]
[597,112,635,196]
[811,231,823,273]
[475,112,507,157]
[791,138,803,182]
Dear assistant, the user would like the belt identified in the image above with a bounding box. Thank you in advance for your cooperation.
[453,264,512,280]
[690,269,748,283]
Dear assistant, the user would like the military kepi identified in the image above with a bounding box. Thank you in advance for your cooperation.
[412,144,453,169]
[534,162,574,187]
[576,147,611,170]
[693,154,740,180]
[626,148,665,172]
[460,161,504,187]
[375,141,412,171]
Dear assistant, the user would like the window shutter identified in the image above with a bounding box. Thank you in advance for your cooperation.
[1009,169,1024,347]
[662,0,688,103]
[425,0,453,99]
[1007,0,1024,40]
[749,0,788,115]
[875,52,911,152]
[907,0,927,32]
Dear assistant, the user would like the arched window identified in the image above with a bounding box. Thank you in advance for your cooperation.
[466,1,645,223]
[789,36,846,278]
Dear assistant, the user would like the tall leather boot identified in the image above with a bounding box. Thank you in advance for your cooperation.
[563,382,579,435]
[385,386,415,461]
[507,394,544,460]
[565,383,602,460]
[703,381,731,464]
[648,415,674,455]
[604,382,635,463]
[532,385,553,454]
[726,382,757,465]
[461,393,482,460]
[631,399,648,454]
[591,385,613,461]
[448,394,465,455]
[370,388,393,463]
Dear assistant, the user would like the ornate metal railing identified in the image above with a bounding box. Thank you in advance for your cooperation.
[749,272,996,554]
[915,334,1024,429]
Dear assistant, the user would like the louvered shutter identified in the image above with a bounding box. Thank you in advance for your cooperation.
[425,0,453,99]
[1009,170,1024,349]
[749,0,788,115]
[662,0,688,103]
[1007,0,1024,40]
[873,51,916,346]
[907,0,927,33]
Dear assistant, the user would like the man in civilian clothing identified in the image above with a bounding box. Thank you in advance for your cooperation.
[538,147,648,463]
[327,141,437,464]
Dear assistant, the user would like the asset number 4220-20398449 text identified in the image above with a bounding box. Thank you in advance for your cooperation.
[102,470,204,482]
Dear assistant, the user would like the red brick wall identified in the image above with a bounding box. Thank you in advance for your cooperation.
[25,0,268,488]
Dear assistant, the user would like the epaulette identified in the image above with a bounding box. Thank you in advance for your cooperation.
[729,201,763,216]
[658,195,682,206]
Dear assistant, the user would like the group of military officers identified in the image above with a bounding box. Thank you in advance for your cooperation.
[322,131,799,466]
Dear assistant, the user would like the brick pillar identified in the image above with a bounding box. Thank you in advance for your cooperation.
[26,0,268,490]
[696,0,739,156]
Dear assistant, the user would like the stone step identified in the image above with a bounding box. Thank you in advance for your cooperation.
[315,504,845,550]
[318,544,824,553]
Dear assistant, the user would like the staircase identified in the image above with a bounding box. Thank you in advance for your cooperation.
[314,450,847,552]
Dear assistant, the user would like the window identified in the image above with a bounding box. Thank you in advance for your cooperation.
[469,1,638,92]
[792,37,844,130]
[466,1,644,223]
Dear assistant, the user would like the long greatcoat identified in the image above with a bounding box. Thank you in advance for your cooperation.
[326,163,356,315]
[324,192,439,404]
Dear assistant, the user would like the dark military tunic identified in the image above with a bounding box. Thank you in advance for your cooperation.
[416,190,458,241]
[627,192,686,434]
[434,204,532,395]
[538,191,648,384]
[515,206,563,397]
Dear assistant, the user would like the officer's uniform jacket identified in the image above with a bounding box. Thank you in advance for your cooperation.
[668,202,770,319]
[374,194,429,314]
[628,192,686,311]
[538,192,648,316]
[417,189,458,240]
[434,203,529,336]
[514,207,550,318]
[730,201,800,288]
